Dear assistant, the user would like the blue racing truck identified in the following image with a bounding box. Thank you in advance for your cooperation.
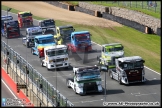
[67,31,92,53]
[31,34,56,58]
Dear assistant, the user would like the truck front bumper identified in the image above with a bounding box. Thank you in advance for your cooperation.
[121,76,146,84]
[48,62,69,69]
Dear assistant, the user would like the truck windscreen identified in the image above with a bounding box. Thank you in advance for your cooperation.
[75,35,90,41]
[106,46,123,52]
[47,49,67,57]
[43,20,55,27]
[60,28,73,35]
[122,61,144,70]
[38,38,54,44]
[30,32,42,36]
[77,71,100,78]
[20,13,32,17]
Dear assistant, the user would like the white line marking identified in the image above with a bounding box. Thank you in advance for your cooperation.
[135,93,157,96]
[2,10,160,75]
[72,99,103,104]
[1,79,24,107]
[147,78,157,81]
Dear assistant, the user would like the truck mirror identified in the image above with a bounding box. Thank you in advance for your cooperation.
[90,34,92,36]
[73,29,75,31]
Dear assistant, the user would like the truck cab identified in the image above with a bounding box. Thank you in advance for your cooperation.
[41,45,70,70]
[97,43,124,70]
[3,20,20,39]
[109,56,146,85]
[39,19,56,35]
[1,15,13,36]
[54,25,75,45]
[18,11,33,28]
[31,34,56,58]
[22,26,43,48]
[66,66,103,95]
[67,31,92,53]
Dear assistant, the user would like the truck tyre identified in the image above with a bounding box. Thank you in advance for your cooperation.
[26,42,30,48]
[66,80,71,88]
[31,48,34,55]
[118,75,122,85]
[109,70,113,79]
[41,61,44,67]
[80,91,86,96]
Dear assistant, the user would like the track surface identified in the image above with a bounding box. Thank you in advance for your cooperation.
[1,10,161,107]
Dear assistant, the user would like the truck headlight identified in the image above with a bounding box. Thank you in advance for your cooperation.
[122,71,126,77]
[49,60,53,63]
[142,70,145,75]
[64,58,68,61]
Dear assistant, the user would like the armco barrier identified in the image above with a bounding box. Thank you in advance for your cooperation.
[1,40,74,107]
[2,68,34,107]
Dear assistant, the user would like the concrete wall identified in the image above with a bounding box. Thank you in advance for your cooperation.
[79,2,161,35]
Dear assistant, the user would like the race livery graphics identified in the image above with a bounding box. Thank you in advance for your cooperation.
[39,19,56,35]
[1,15,13,37]
[66,66,103,95]
[109,56,146,85]
[54,25,75,45]
[22,26,43,48]
[18,11,33,28]
[97,43,124,70]
[67,31,92,53]
[31,34,56,58]
[2,20,20,39]
[41,45,70,70]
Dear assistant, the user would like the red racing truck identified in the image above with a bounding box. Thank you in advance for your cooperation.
[18,11,33,28]
[3,20,20,39]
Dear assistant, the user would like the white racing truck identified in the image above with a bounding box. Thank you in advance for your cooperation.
[40,45,70,70]
[66,66,103,96]
[109,56,146,85]
[22,26,43,48]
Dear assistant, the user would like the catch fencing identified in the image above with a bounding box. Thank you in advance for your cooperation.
[1,40,74,107]
[90,1,161,13]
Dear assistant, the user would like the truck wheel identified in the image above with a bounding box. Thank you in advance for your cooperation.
[31,49,34,55]
[109,70,113,79]
[26,42,30,48]
[118,75,122,85]
[66,80,71,88]
[41,61,44,67]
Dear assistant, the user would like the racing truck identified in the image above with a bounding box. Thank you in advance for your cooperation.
[2,20,20,39]
[31,34,56,58]
[18,11,33,28]
[97,43,124,71]
[1,15,13,36]
[54,25,75,45]
[39,19,56,35]
[22,26,43,48]
[67,31,92,53]
[41,45,70,70]
[109,56,146,85]
[66,66,103,95]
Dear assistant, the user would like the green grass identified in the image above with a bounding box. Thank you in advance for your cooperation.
[2,5,160,73]
[67,1,161,19]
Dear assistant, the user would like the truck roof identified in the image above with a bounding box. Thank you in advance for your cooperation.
[44,45,67,50]
[4,20,18,23]
[40,19,54,22]
[71,31,90,35]
[118,56,143,62]
[102,43,122,47]
[74,66,99,73]
[18,11,31,14]
[26,26,42,32]
[58,25,73,29]
[35,34,53,39]
[1,15,13,21]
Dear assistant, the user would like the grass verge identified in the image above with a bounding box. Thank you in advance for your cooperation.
[2,5,160,73]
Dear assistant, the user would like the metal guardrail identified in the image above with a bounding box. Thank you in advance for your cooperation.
[1,40,74,107]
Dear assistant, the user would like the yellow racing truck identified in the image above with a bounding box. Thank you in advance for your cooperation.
[54,25,75,45]
[97,43,124,71]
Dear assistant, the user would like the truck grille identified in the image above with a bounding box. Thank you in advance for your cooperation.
[53,58,64,62]
[83,82,98,93]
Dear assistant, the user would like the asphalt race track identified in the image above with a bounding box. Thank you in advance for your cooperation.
[1,10,161,107]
